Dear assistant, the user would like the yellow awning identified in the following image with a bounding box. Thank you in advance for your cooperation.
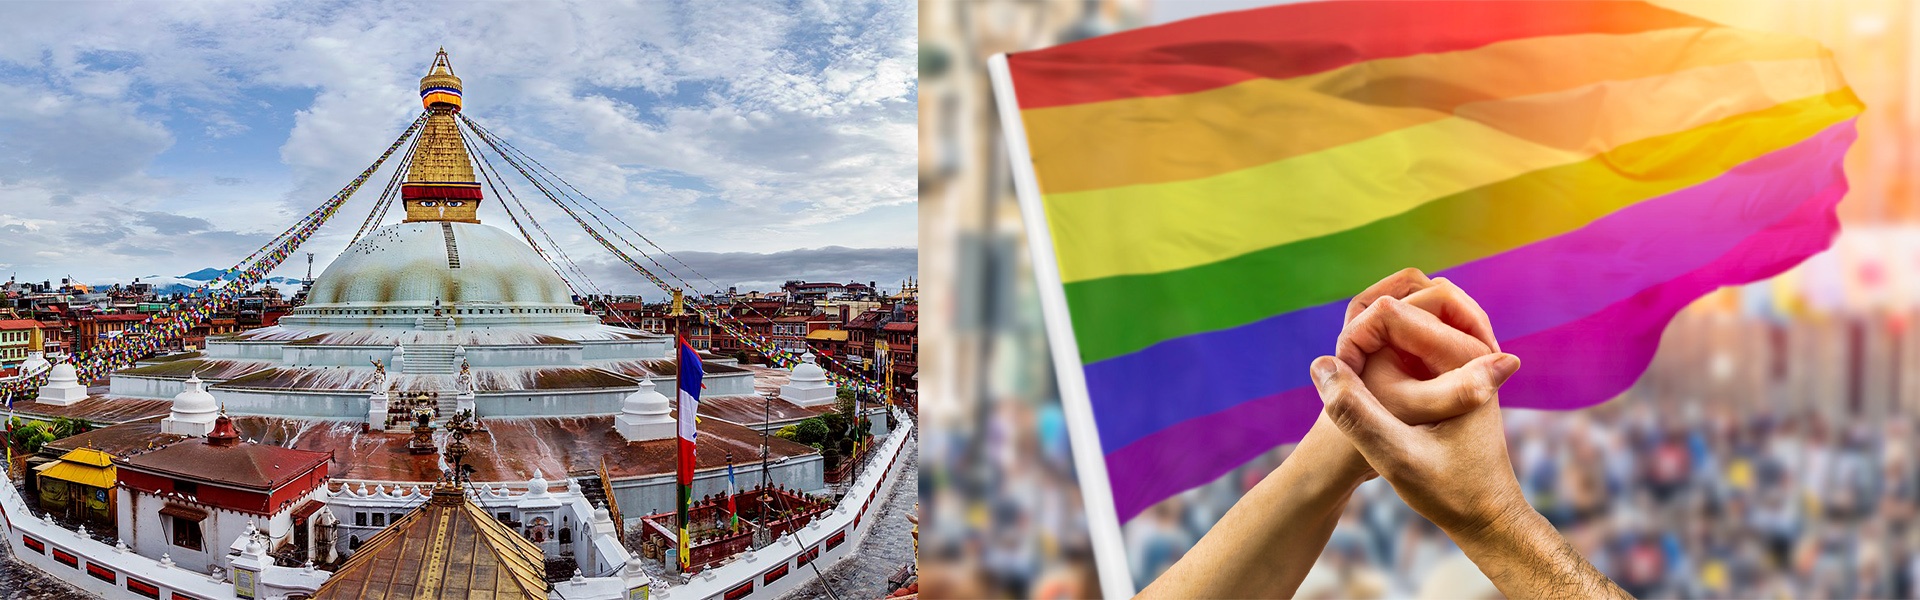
[57,447,114,468]
[806,329,849,341]
[36,448,116,489]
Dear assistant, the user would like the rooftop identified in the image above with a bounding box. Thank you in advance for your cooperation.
[46,417,187,458]
[213,365,640,392]
[806,329,849,341]
[182,414,819,483]
[119,433,331,491]
[847,310,888,329]
[598,359,747,379]
[314,489,546,599]
[697,394,833,427]
[86,313,151,322]
[11,396,173,425]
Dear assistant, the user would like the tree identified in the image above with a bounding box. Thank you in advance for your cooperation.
[10,423,54,455]
[773,424,800,441]
[48,417,91,439]
[789,418,829,447]
[822,412,849,439]
[821,445,841,470]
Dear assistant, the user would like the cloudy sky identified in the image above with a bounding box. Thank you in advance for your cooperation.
[0,0,917,297]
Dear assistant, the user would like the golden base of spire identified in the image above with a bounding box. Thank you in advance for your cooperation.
[401,109,482,224]
[402,200,481,224]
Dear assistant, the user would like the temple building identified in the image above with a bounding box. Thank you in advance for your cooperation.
[12,49,836,578]
[33,447,116,529]
[115,413,333,574]
[312,484,551,599]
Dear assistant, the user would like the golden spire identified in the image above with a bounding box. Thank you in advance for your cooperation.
[419,47,463,111]
[403,49,482,224]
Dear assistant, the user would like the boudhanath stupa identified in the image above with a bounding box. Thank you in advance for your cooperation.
[21,49,848,532]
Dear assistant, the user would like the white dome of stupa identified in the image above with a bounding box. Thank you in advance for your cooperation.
[18,351,48,376]
[173,374,219,417]
[36,358,88,406]
[279,221,600,329]
[622,378,671,417]
[790,352,828,384]
[161,373,220,436]
[46,361,78,385]
[780,352,837,408]
[617,378,676,442]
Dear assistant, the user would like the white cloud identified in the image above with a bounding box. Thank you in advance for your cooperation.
[0,0,915,285]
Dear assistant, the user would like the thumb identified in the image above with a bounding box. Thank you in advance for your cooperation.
[1311,356,1409,452]
[1425,352,1522,417]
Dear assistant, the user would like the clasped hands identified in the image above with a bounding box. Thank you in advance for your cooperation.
[1141,268,1628,599]
[1308,267,1528,544]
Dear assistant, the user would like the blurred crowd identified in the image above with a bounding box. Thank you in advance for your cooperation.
[917,0,1920,597]
[1130,378,1920,599]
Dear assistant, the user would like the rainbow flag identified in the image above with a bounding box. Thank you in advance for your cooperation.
[992,1,1860,525]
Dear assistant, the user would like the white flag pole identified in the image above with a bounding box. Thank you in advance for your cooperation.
[987,52,1137,598]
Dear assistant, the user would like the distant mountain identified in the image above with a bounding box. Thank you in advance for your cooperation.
[104,269,305,298]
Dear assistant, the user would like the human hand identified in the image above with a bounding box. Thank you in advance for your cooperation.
[1302,268,1504,488]
[1312,350,1526,543]
[1339,269,1500,424]
[1316,286,1629,599]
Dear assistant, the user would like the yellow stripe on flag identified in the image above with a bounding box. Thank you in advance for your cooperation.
[1043,58,1850,284]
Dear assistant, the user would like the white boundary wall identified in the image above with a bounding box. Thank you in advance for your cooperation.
[654,407,914,600]
[0,467,234,600]
[0,467,648,599]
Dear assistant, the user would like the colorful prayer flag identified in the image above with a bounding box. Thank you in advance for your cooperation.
[992,0,1860,534]
[725,461,739,530]
[675,335,704,571]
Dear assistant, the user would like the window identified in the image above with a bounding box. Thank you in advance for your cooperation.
[171,515,202,551]
[371,513,386,527]
[497,512,511,523]
[355,512,367,527]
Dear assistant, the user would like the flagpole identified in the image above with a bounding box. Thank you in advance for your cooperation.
[675,335,691,574]
[725,452,738,533]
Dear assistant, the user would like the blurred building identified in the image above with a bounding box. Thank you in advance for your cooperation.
[919,0,1145,597]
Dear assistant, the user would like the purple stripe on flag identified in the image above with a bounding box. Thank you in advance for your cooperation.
[1102,178,1847,521]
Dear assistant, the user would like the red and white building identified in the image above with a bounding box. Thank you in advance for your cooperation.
[115,415,332,575]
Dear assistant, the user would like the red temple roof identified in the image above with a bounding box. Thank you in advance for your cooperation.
[120,435,330,491]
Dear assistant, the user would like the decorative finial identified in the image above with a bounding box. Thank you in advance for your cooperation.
[420,50,463,110]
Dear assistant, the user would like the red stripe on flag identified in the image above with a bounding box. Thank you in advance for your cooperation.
[1007,0,1712,109]
[677,438,696,484]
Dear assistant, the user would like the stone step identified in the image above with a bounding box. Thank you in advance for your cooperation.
[401,344,459,375]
